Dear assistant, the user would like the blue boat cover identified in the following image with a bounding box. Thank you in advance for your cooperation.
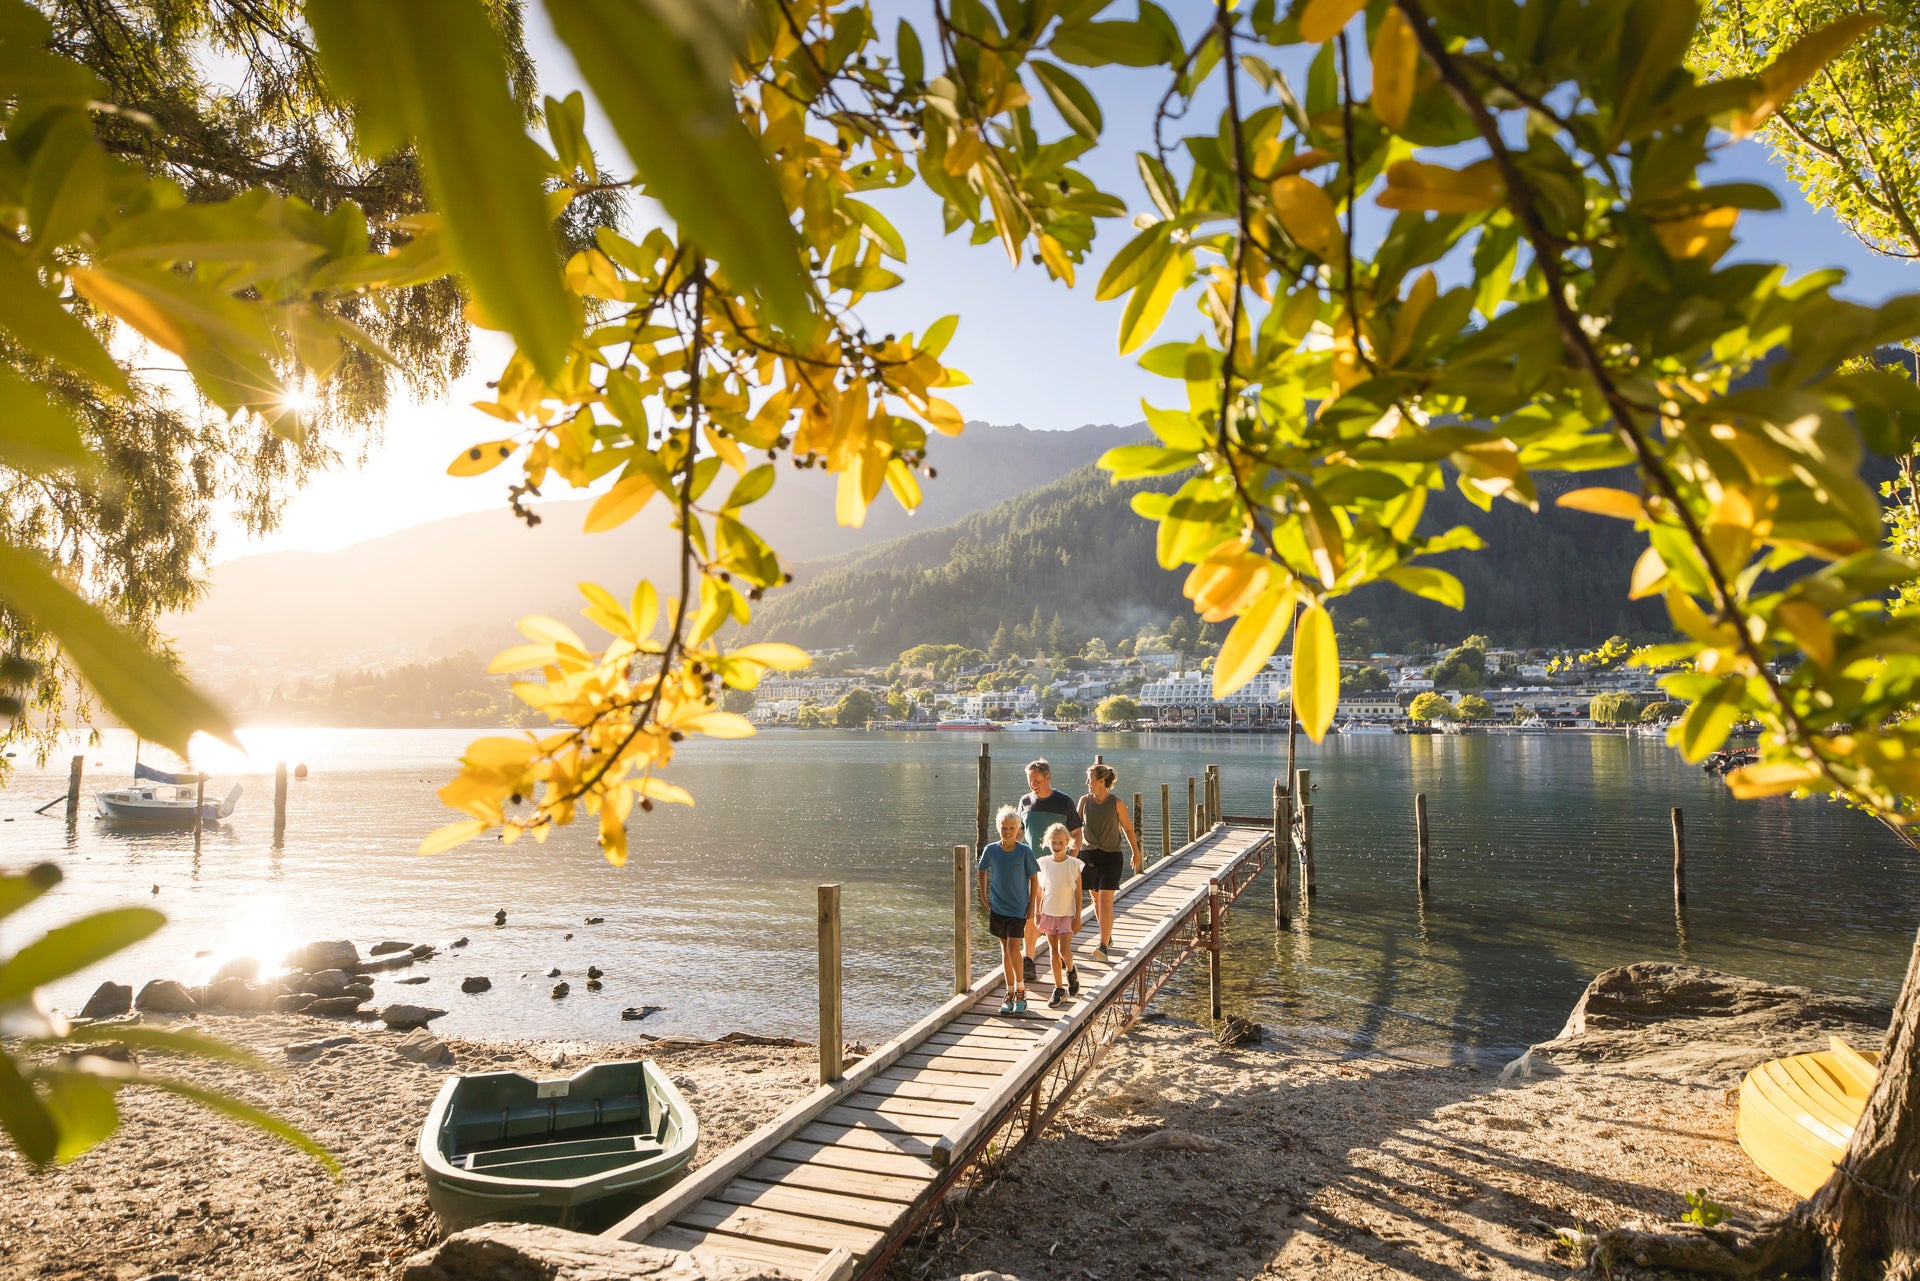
[135,762,199,785]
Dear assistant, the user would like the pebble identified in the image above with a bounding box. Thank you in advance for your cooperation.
[546,967,561,978]
[551,982,570,999]
[461,977,491,994]
[396,975,430,985]
[562,932,573,940]
[284,1036,355,1060]
[494,909,507,926]
[369,940,412,956]
[585,916,605,925]
[450,937,470,949]
[585,979,602,991]
[586,966,603,980]
[621,1005,661,1022]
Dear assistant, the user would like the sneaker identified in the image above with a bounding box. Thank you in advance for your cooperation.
[1013,997,1028,1014]
[1067,967,1080,995]
[1095,942,1108,961]
[1048,986,1066,1008]
[1022,956,1037,982]
[998,998,1017,1016]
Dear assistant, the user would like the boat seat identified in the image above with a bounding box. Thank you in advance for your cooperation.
[452,1102,656,1154]
[464,1144,666,1181]
[465,1133,659,1168]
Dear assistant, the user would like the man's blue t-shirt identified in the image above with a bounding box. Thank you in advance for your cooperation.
[976,840,1040,917]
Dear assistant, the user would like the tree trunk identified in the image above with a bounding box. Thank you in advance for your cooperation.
[1598,925,1920,1278]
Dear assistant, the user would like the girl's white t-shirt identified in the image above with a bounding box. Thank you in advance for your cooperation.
[1035,855,1084,916]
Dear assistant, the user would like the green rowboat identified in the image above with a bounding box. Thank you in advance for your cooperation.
[419,1059,697,1235]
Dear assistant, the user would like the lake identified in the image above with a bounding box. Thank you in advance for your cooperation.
[2,727,1914,1062]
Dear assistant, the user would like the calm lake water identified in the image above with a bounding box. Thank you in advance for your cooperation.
[2,727,1914,1061]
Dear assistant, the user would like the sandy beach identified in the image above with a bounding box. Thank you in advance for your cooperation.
[0,966,1886,1281]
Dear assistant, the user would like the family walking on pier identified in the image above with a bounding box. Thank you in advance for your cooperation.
[975,758,1142,1015]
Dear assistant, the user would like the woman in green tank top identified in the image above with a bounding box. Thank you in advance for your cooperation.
[1077,764,1141,957]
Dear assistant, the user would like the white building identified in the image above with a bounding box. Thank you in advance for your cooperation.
[1139,656,1291,722]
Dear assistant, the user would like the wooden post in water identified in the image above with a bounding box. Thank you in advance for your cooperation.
[1672,807,1686,906]
[273,762,289,847]
[1160,783,1171,861]
[1208,764,1220,826]
[1131,792,1143,869]
[1192,802,1203,846]
[1302,802,1317,896]
[818,884,843,1084]
[975,743,990,852]
[952,845,971,995]
[1294,768,1311,887]
[1415,792,1430,891]
[1273,779,1291,927]
[1187,776,1197,843]
[1208,877,1223,1021]
[64,754,82,822]
[194,775,206,834]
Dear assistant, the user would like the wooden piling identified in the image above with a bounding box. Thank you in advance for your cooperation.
[952,845,970,995]
[1274,780,1291,927]
[1207,764,1220,827]
[1672,807,1686,906]
[194,775,206,834]
[1193,802,1203,845]
[64,754,82,822]
[273,762,289,847]
[1132,791,1144,871]
[1160,783,1171,861]
[1415,792,1430,891]
[1208,877,1223,1021]
[975,744,990,852]
[818,884,843,1084]
[1302,802,1316,896]
[1187,776,1197,843]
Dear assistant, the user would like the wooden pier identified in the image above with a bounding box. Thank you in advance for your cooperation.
[606,818,1280,1279]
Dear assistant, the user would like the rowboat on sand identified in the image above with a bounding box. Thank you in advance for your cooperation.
[419,1059,697,1235]
[1737,1036,1879,1197]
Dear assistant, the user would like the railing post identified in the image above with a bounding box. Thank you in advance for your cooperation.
[952,845,970,995]
[274,761,289,847]
[1672,807,1686,906]
[1187,776,1196,843]
[818,884,843,1084]
[1208,877,1222,1021]
[1160,783,1171,861]
[976,743,990,853]
[1193,802,1203,845]
[65,754,82,823]
[1207,763,1220,826]
[1415,791,1430,891]
[1273,780,1291,927]
[1131,791,1144,872]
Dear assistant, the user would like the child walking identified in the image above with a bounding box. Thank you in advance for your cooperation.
[978,805,1040,1015]
[1034,822,1084,1008]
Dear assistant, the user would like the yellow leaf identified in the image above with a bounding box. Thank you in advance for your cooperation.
[1271,147,1333,178]
[886,456,923,510]
[1292,602,1339,742]
[923,397,965,436]
[1776,599,1836,667]
[637,776,695,806]
[677,710,756,739]
[68,267,190,354]
[517,615,587,650]
[1213,586,1295,699]
[1037,233,1075,287]
[598,804,628,867]
[487,643,555,674]
[1556,487,1647,521]
[836,458,869,528]
[1732,14,1882,138]
[1298,0,1366,42]
[1185,549,1272,622]
[584,472,658,533]
[1653,206,1739,262]
[447,439,518,477]
[1725,760,1821,799]
[729,642,810,670]
[1388,269,1437,365]
[1269,176,1344,262]
[1371,8,1418,131]
[418,819,488,856]
[944,127,985,177]
[1629,545,1668,599]
[462,736,537,769]
[1378,159,1505,213]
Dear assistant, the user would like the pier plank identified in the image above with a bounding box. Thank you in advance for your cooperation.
[819,1104,950,1137]
[648,1225,827,1273]
[745,1157,929,1204]
[714,1179,906,1229]
[768,1138,938,1178]
[797,1121,936,1157]
[675,1200,885,1253]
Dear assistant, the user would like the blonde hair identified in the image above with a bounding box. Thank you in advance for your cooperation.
[1043,822,1072,852]
[994,804,1021,832]
[1087,763,1116,787]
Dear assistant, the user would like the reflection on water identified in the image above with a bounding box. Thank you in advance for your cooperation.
[1,727,1914,1054]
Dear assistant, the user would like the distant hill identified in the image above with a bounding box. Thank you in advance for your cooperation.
[743,461,1687,658]
[168,421,1139,668]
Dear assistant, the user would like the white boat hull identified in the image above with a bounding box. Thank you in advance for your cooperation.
[95,783,241,826]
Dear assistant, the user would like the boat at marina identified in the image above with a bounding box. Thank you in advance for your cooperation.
[935,718,999,732]
[1334,720,1396,735]
[94,762,240,826]
[1001,716,1058,732]
[1737,1037,1877,1196]
[419,1059,697,1235]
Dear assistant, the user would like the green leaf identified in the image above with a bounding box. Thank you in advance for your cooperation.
[844,200,907,261]
[0,545,237,755]
[25,112,109,256]
[1030,60,1103,138]
[0,908,164,1003]
[1383,565,1466,610]
[0,365,91,475]
[0,1051,56,1166]
[544,91,594,178]
[100,204,328,277]
[1050,18,1168,67]
[546,0,812,334]
[1293,602,1339,742]
[0,247,127,394]
[1677,677,1741,761]
[0,864,61,924]
[918,314,960,358]
[308,0,574,378]
[896,19,924,85]
[1118,248,1186,354]
[1099,443,1195,479]
[723,463,775,510]
[1096,223,1172,301]
[50,1026,270,1073]
[70,264,284,416]
[40,1069,118,1163]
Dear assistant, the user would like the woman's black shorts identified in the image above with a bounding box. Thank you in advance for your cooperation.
[1082,848,1126,892]
[988,912,1028,939]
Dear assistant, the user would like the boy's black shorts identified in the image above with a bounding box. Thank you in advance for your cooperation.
[988,912,1028,939]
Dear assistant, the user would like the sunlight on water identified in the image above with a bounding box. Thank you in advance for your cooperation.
[1,727,1914,1053]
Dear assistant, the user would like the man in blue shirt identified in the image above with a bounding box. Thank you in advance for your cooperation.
[977,805,1040,1015]
[1016,758,1080,982]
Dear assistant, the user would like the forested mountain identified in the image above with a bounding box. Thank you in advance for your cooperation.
[747,463,1681,657]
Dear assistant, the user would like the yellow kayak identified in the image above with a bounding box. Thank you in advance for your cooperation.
[1736,1037,1879,1197]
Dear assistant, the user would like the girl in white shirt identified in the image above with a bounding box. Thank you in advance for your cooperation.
[1034,823,1085,1008]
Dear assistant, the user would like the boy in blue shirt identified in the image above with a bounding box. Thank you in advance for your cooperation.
[977,805,1041,1015]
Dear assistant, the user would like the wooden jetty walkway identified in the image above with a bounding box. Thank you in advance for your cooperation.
[607,795,1284,1280]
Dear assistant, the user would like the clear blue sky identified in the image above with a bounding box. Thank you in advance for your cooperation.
[223,9,1915,559]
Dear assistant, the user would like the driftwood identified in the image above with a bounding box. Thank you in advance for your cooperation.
[401,1222,781,1281]
[1592,1211,1819,1278]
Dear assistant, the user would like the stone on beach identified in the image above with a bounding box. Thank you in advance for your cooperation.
[450,936,470,949]
[395,1029,454,1066]
[584,916,604,925]
[370,941,413,956]
[380,1004,446,1031]
[211,956,260,983]
[284,1035,355,1060]
[621,1005,661,1022]
[291,940,359,972]
[585,979,602,991]
[397,975,431,985]
[78,981,133,1020]
[134,980,198,1014]
[343,981,376,1001]
[551,982,570,999]
[305,995,366,1017]
[586,966,603,980]
[461,977,492,994]
[546,967,561,978]
[206,977,281,1012]
[273,993,315,1014]
[494,910,507,926]
[401,1222,764,1281]
[304,969,352,997]
[355,951,416,975]
[410,944,437,960]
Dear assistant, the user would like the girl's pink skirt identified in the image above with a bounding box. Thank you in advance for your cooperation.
[1036,913,1076,936]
